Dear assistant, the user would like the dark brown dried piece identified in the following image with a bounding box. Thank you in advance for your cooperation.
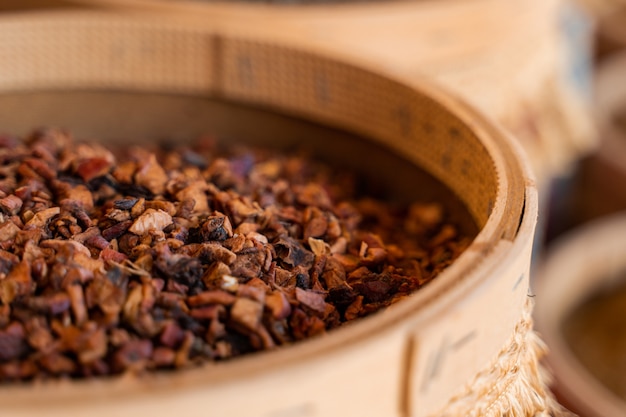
[192,243,237,265]
[113,339,154,372]
[102,220,133,241]
[0,322,27,361]
[274,236,315,269]
[191,213,233,242]
[0,249,20,275]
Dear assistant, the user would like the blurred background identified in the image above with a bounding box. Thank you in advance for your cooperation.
[1,0,626,416]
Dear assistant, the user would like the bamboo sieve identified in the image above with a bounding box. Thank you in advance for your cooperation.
[0,11,553,417]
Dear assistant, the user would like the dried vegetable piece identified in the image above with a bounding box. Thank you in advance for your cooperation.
[0,128,470,381]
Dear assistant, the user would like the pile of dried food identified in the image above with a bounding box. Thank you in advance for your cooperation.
[0,128,470,381]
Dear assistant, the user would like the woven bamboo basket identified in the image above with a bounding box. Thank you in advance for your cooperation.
[534,214,626,417]
[0,10,561,417]
[77,0,598,191]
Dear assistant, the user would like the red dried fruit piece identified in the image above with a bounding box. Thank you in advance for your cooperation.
[75,157,112,182]
[187,290,237,307]
[101,220,133,241]
[152,347,176,367]
[190,305,222,320]
[39,353,77,375]
[0,195,23,215]
[295,287,327,315]
[100,247,128,263]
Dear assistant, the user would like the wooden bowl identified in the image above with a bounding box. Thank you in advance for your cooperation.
[0,11,540,417]
[534,214,626,417]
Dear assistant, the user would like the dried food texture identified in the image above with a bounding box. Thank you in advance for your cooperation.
[0,129,470,381]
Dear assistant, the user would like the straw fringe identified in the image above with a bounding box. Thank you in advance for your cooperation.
[431,298,575,417]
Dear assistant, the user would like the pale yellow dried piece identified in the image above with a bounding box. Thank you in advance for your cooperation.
[221,275,240,293]
[25,207,60,228]
[129,209,172,235]
[330,236,348,255]
[134,153,168,196]
[308,237,330,257]
[106,208,131,222]
[247,232,269,245]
